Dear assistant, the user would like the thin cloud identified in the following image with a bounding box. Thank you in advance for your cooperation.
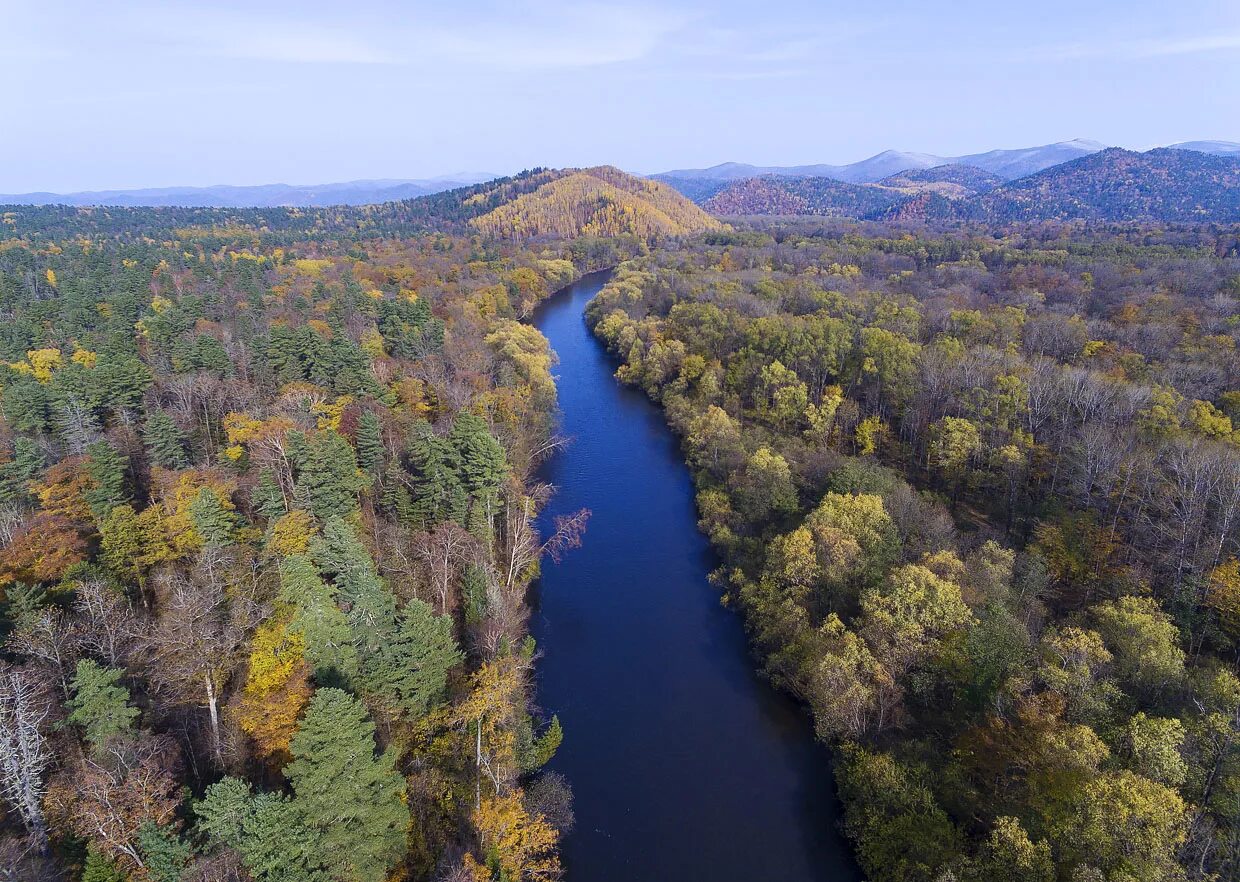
[1032,30,1240,62]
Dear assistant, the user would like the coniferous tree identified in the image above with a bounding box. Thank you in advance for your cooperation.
[380,460,416,525]
[196,777,329,882]
[355,410,385,480]
[294,430,364,521]
[81,847,127,882]
[251,469,287,520]
[285,689,410,882]
[83,440,128,522]
[279,554,357,684]
[0,438,44,507]
[188,487,238,547]
[142,410,189,469]
[449,411,507,535]
[66,659,139,750]
[137,821,193,882]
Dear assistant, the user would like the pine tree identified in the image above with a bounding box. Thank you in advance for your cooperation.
[83,440,129,522]
[279,554,357,684]
[380,461,416,525]
[67,659,139,749]
[189,487,238,547]
[355,410,385,480]
[143,410,189,469]
[405,426,465,527]
[196,777,329,882]
[285,689,410,882]
[294,430,364,521]
[251,469,287,520]
[0,438,43,506]
[137,821,193,882]
[81,847,127,882]
[389,598,461,718]
[449,411,507,535]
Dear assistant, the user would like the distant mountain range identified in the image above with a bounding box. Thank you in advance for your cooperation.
[654,139,1240,197]
[0,174,500,208]
[696,146,1240,224]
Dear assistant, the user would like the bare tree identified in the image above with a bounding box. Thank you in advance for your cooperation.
[0,664,54,851]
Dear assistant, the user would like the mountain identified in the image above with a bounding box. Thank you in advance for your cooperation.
[703,177,906,218]
[1169,140,1240,157]
[877,165,1004,196]
[702,164,999,218]
[463,166,723,239]
[0,174,500,208]
[653,140,1107,189]
[892,148,1240,224]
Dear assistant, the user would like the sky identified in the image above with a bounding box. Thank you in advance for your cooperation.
[4,0,1240,192]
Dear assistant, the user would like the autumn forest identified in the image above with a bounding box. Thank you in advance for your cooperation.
[1,164,1239,882]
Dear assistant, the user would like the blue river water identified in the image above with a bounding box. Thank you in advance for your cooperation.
[530,270,860,881]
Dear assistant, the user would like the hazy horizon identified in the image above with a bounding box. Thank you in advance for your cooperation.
[6,0,1240,192]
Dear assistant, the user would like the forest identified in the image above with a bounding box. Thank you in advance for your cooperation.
[3,167,1240,882]
[587,221,1240,882]
[0,198,653,880]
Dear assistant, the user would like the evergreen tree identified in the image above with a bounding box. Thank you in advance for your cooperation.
[355,410,385,480]
[449,411,507,535]
[196,777,329,882]
[1,378,51,434]
[189,487,238,547]
[380,461,416,525]
[66,659,140,749]
[81,847,127,882]
[143,410,188,469]
[84,440,129,521]
[0,438,43,507]
[138,821,193,882]
[294,430,364,521]
[279,554,357,684]
[285,689,409,882]
[390,598,462,718]
[406,426,465,527]
[251,469,287,520]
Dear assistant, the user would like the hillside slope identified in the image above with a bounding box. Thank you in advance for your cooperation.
[940,147,1240,223]
[702,176,904,217]
[468,166,722,239]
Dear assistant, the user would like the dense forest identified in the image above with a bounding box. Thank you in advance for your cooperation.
[587,222,1240,882]
[5,164,1240,882]
[0,183,689,880]
[688,149,1240,224]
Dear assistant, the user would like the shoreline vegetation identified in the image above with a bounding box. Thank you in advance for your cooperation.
[1,163,1239,882]
[586,223,1240,882]
[0,189,645,880]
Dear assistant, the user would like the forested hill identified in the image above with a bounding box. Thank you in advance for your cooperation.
[1,166,720,244]
[928,147,1240,223]
[686,149,1240,224]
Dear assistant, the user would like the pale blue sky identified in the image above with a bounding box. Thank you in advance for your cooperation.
[4,0,1240,191]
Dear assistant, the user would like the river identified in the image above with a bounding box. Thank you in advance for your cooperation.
[530,270,860,881]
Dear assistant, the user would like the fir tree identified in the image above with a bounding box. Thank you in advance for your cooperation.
[196,777,329,882]
[83,440,129,521]
[138,821,193,882]
[81,847,126,882]
[355,410,385,480]
[251,469,287,520]
[0,438,44,507]
[380,461,416,525]
[189,487,238,547]
[405,425,465,527]
[390,598,462,718]
[143,410,189,469]
[294,430,364,521]
[285,689,410,882]
[279,554,357,684]
[449,411,507,535]
[67,659,140,749]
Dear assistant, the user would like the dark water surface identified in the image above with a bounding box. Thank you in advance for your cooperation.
[530,271,860,881]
